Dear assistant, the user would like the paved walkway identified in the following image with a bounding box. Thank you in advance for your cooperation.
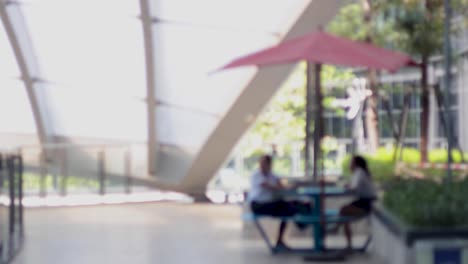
[13,203,384,264]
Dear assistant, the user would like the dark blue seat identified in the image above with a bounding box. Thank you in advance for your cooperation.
[242,209,371,254]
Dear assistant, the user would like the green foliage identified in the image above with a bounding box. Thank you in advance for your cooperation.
[429,149,468,163]
[328,3,368,41]
[330,0,467,59]
[327,1,401,48]
[322,65,355,89]
[240,64,305,158]
[239,63,354,163]
[383,178,468,228]
[379,0,467,58]
[342,147,468,182]
[391,2,444,58]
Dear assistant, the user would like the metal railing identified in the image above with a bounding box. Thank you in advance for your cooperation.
[0,152,24,264]
[16,143,150,199]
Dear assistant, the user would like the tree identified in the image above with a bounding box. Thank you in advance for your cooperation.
[328,1,399,153]
[378,0,468,162]
[331,0,467,162]
[393,0,442,162]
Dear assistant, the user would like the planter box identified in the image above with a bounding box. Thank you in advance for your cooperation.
[372,204,468,264]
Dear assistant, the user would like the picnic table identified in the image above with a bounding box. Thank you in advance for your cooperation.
[293,186,353,251]
[245,186,371,256]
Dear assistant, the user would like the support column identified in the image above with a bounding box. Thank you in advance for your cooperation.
[139,0,159,175]
[0,1,52,146]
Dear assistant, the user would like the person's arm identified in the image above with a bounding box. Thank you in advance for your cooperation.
[346,171,362,194]
[260,177,284,191]
[290,179,335,188]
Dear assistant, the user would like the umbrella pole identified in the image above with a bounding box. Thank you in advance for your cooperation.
[312,63,325,251]
[305,62,313,179]
[312,63,323,182]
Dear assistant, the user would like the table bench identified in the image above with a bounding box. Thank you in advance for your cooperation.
[243,210,372,254]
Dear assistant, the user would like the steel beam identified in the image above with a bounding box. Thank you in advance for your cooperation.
[0,1,52,145]
[139,0,159,175]
[180,0,344,194]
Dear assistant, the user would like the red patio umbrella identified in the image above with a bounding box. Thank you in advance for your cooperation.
[221,30,416,178]
[220,30,417,246]
[221,30,417,72]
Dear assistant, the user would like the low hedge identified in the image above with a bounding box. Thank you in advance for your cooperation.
[429,149,468,163]
[383,179,468,228]
[342,147,468,183]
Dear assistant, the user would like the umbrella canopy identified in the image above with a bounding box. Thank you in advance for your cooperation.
[221,31,417,72]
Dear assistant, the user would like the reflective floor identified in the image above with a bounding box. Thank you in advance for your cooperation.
[12,203,384,264]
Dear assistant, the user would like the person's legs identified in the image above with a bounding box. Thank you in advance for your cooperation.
[273,201,295,248]
[339,204,367,249]
[274,200,313,247]
[343,222,352,249]
[276,221,288,247]
[340,204,366,216]
[251,201,294,248]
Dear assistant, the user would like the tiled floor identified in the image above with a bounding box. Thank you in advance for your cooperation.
[12,203,384,264]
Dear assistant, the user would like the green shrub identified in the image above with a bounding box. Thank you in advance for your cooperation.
[383,179,468,228]
[429,149,468,163]
[342,147,468,183]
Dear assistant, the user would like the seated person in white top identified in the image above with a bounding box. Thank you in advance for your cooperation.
[247,155,311,249]
[339,155,377,250]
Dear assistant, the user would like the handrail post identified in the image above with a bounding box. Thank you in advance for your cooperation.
[0,154,4,192]
[39,151,47,197]
[124,149,132,194]
[17,155,24,237]
[60,148,68,196]
[7,157,14,235]
[98,149,106,195]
